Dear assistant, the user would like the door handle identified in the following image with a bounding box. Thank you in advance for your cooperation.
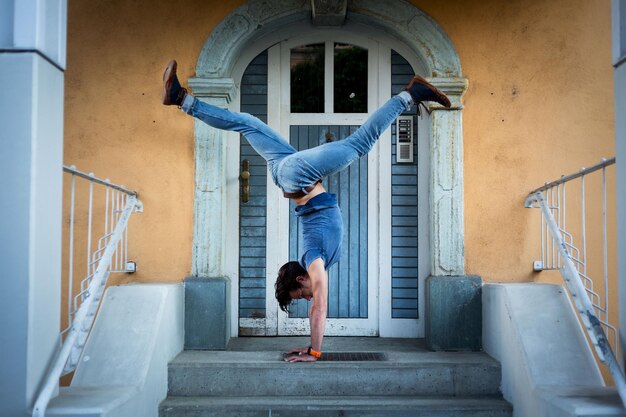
[240,159,250,203]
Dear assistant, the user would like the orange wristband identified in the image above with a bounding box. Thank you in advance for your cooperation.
[307,346,322,358]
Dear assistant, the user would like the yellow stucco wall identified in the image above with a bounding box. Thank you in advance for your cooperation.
[65,0,246,285]
[416,0,615,283]
[64,0,614,286]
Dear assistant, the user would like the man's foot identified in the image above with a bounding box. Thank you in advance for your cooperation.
[162,60,187,106]
[404,75,451,108]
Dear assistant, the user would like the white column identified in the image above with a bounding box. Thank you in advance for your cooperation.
[612,0,626,369]
[188,78,236,277]
[429,78,468,276]
[0,1,67,416]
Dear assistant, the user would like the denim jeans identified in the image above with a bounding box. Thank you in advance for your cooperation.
[182,92,412,194]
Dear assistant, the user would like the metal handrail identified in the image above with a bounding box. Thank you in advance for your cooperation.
[528,157,615,194]
[62,165,138,196]
[525,157,626,408]
[32,166,143,417]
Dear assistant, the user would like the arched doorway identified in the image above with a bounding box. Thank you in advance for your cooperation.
[188,0,468,338]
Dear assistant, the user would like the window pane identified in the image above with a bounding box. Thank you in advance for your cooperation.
[334,43,368,113]
[291,44,325,113]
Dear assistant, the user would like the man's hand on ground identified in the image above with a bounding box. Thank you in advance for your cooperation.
[286,346,309,355]
[284,353,318,362]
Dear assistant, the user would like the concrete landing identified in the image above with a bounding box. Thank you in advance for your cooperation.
[161,337,511,417]
[173,348,501,366]
[168,350,502,397]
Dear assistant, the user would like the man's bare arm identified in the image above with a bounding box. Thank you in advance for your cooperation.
[308,258,328,353]
[285,258,327,362]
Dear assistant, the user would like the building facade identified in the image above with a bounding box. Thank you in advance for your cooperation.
[1,0,622,415]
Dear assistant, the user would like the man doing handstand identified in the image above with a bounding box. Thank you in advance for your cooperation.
[162,60,450,362]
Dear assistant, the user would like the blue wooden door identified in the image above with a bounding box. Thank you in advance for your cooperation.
[288,125,368,319]
[236,40,423,337]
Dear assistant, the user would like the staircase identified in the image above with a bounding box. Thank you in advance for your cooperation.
[159,337,512,417]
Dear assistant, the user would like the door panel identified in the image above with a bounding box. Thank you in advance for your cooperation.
[287,125,368,319]
[390,50,419,319]
[238,51,268,321]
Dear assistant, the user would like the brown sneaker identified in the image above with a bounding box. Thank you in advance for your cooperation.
[162,60,187,106]
[404,75,451,108]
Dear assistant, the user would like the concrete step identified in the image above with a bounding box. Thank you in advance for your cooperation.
[160,395,513,417]
[167,350,503,397]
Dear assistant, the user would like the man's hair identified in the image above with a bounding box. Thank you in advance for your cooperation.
[275,261,307,312]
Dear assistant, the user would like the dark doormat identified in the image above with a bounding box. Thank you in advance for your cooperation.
[284,352,387,361]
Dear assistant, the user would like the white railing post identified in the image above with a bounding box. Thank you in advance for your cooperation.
[67,172,76,332]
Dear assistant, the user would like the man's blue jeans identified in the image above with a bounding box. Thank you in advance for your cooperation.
[182,92,412,194]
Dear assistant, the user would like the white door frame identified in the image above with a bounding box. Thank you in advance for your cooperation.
[271,35,380,336]
[226,21,448,338]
